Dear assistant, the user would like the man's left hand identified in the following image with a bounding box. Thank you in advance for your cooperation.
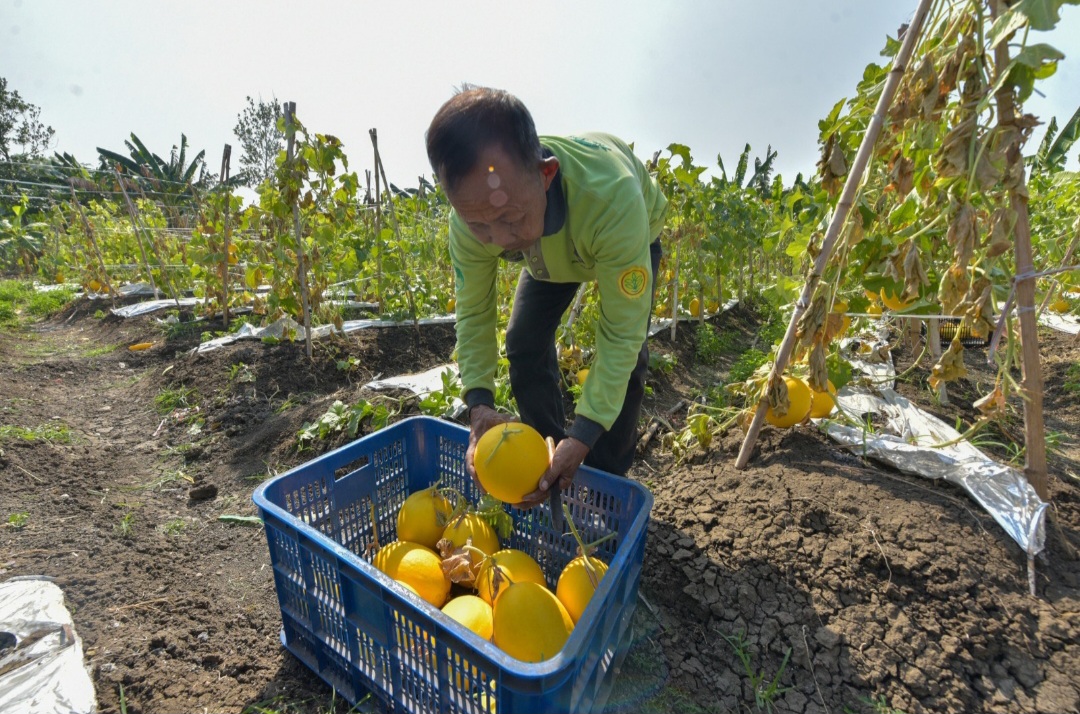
[517,437,589,508]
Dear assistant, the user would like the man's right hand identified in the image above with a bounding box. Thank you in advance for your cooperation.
[466,405,515,490]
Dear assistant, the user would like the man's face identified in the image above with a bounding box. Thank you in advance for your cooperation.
[445,144,558,254]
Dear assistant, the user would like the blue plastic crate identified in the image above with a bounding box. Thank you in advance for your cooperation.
[253,415,653,714]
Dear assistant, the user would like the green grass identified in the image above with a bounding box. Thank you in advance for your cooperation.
[155,386,198,414]
[0,422,73,443]
[115,511,136,539]
[83,343,119,357]
[722,629,792,713]
[0,279,76,327]
[1064,362,1080,395]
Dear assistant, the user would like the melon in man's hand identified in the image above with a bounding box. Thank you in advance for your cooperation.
[474,423,549,504]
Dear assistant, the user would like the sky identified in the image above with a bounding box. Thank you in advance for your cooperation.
[3,0,1079,197]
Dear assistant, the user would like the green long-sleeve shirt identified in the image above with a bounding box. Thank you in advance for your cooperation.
[449,133,667,442]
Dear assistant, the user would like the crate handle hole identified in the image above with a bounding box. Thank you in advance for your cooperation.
[334,456,370,481]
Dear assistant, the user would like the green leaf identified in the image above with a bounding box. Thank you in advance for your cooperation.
[987,9,1029,48]
[1012,0,1080,32]
[1013,43,1065,68]
[667,143,692,166]
[785,233,809,259]
[888,195,920,228]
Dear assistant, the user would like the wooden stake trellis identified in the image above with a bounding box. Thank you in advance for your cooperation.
[736,0,934,469]
[369,128,420,333]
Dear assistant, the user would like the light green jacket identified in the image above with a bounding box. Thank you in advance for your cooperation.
[449,133,667,434]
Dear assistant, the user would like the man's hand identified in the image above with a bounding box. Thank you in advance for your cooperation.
[465,405,515,490]
[517,436,589,508]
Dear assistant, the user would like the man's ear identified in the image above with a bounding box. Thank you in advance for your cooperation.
[539,156,560,191]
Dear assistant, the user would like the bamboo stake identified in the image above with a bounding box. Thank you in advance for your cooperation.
[369,128,420,333]
[736,0,933,469]
[564,283,588,335]
[219,144,232,330]
[284,102,314,360]
[68,184,117,307]
[372,140,383,314]
[991,0,1048,502]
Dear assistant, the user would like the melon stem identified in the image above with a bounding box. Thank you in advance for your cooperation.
[483,425,523,466]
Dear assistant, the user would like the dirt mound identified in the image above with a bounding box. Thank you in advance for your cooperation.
[2,300,1078,713]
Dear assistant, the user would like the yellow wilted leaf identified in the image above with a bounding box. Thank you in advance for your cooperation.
[929,338,967,390]
[946,203,977,267]
[973,385,1007,420]
[939,265,970,314]
[767,375,791,418]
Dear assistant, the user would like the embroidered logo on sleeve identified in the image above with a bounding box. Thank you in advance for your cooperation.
[618,267,649,299]
[454,266,465,291]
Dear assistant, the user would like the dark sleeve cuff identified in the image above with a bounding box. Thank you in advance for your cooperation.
[464,388,496,413]
[567,416,606,450]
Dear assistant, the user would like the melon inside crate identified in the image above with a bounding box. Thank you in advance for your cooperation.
[252,416,653,714]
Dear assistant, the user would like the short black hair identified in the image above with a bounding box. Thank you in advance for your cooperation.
[425,85,542,192]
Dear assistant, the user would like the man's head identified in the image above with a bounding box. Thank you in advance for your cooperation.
[426,86,559,253]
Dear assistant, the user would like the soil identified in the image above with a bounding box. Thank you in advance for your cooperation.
[2,299,1078,714]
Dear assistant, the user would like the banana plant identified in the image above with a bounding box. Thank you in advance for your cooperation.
[0,196,49,274]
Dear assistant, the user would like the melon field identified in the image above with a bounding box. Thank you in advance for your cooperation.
[3,1,1080,712]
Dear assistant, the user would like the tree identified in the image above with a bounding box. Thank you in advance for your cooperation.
[0,77,55,160]
[233,95,284,187]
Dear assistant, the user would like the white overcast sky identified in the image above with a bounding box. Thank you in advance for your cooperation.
[3,0,1078,191]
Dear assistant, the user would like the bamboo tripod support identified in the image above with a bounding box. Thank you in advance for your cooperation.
[736,0,933,469]
[68,184,117,306]
[114,169,180,307]
[991,0,1048,502]
[284,102,314,360]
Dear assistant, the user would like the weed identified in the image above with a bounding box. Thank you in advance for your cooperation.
[155,386,198,414]
[121,469,192,492]
[163,519,186,536]
[229,361,256,384]
[0,422,73,443]
[115,511,136,539]
[649,352,677,374]
[274,392,312,414]
[694,322,725,364]
[93,309,107,319]
[298,398,393,449]
[722,629,792,712]
[83,343,119,357]
[846,694,908,714]
[335,355,361,373]
[6,511,30,530]
[418,368,462,417]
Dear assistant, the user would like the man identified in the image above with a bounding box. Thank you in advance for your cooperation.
[425,86,667,505]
